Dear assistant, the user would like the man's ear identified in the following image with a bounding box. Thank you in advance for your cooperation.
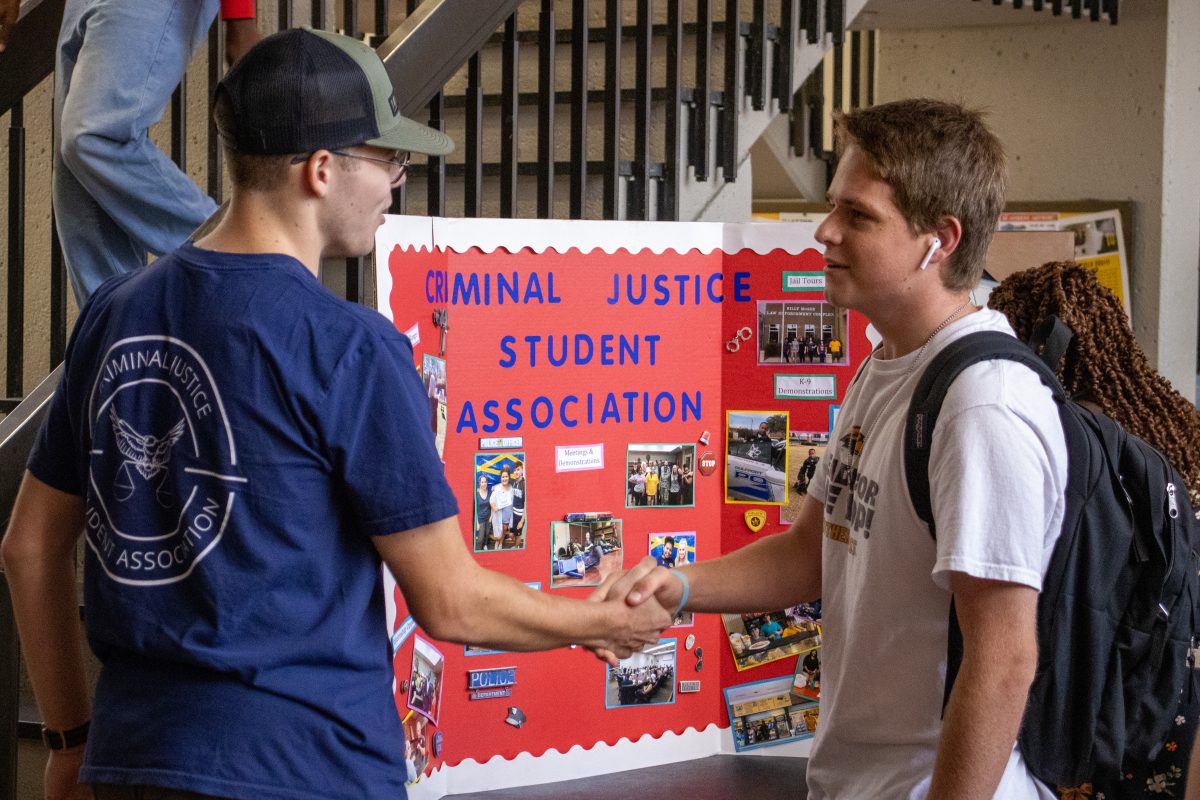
[928,215,964,268]
[302,150,337,198]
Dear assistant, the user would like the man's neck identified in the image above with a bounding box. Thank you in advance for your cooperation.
[870,292,977,360]
[194,195,322,277]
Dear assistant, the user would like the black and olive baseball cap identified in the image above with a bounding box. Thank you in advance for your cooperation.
[215,27,454,157]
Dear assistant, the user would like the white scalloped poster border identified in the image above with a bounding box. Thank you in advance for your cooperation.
[376,215,824,257]
[374,215,824,324]
[405,723,811,800]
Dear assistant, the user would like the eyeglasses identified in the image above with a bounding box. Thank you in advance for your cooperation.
[290,149,411,185]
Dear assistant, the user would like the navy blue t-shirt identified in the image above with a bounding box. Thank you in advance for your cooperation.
[28,243,458,800]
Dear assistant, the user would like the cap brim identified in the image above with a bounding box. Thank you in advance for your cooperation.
[366,114,455,156]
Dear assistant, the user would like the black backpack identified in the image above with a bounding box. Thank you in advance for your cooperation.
[902,318,1200,795]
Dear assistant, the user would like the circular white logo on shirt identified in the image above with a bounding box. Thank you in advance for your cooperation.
[85,336,245,586]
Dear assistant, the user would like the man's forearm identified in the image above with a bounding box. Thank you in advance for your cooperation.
[927,652,1034,799]
[680,528,819,613]
[3,546,91,731]
[426,562,669,657]
[677,495,823,614]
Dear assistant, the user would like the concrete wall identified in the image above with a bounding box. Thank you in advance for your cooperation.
[873,1,1199,399]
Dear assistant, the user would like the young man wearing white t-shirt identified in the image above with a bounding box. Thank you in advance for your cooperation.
[606,98,1067,799]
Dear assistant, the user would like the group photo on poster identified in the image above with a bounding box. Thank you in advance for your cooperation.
[781,432,830,523]
[549,519,624,588]
[625,443,696,507]
[473,452,527,551]
[725,411,789,504]
[756,300,849,365]
[722,601,822,671]
[725,675,819,752]
[605,639,677,708]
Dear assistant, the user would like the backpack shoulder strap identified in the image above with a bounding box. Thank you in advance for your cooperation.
[1028,314,1074,375]
[903,330,1068,539]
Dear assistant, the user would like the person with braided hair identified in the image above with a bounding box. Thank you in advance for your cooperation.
[993,260,1200,800]
[988,260,1200,508]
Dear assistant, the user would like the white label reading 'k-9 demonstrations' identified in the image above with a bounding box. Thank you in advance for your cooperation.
[774,374,837,400]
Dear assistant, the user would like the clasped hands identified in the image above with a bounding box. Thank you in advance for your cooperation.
[585,556,686,665]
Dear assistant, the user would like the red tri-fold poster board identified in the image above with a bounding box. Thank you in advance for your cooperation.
[374,217,868,797]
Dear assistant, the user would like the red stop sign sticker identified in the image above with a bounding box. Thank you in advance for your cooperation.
[698,451,717,476]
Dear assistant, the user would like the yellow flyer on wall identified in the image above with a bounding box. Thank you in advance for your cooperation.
[998,209,1130,317]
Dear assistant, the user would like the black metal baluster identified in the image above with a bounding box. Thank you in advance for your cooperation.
[775,0,796,112]
[501,13,520,218]
[569,0,588,219]
[660,0,682,220]
[801,0,817,44]
[1069,0,1081,19]
[1104,0,1118,23]
[171,84,186,169]
[280,0,293,31]
[341,1,363,302]
[692,0,712,180]
[849,29,861,108]
[372,0,387,44]
[313,0,327,28]
[719,0,739,180]
[831,39,843,113]
[389,0,418,214]
[465,53,483,217]
[603,0,622,217]
[537,0,555,218]
[825,0,843,45]
[806,65,823,157]
[629,0,652,219]
[207,19,224,203]
[749,0,766,111]
[7,101,25,400]
[50,220,66,366]
[1051,0,1063,15]
[1033,0,1044,10]
[866,29,876,106]
[427,91,446,217]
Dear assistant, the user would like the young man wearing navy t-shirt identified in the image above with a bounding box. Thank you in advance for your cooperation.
[2,29,671,800]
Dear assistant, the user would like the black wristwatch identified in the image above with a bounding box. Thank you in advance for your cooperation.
[41,721,90,750]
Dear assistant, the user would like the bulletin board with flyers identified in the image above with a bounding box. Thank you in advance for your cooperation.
[373,216,869,797]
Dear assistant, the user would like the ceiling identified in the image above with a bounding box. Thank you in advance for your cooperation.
[850,0,1104,30]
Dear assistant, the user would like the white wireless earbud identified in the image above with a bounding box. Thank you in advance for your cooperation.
[918,237,942,271]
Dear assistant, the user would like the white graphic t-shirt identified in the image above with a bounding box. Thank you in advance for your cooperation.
[806,308,1067,800]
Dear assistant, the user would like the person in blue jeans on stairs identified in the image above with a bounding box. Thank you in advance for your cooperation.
[49,0,260,305]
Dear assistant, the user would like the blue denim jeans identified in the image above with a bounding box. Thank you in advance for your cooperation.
[53,0,221,305]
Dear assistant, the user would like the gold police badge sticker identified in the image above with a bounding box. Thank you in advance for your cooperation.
[744,509,767,532]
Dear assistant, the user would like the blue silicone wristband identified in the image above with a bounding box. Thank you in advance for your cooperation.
[669,569,690,616]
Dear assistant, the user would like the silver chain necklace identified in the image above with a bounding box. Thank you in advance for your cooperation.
[848,299,975,470]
